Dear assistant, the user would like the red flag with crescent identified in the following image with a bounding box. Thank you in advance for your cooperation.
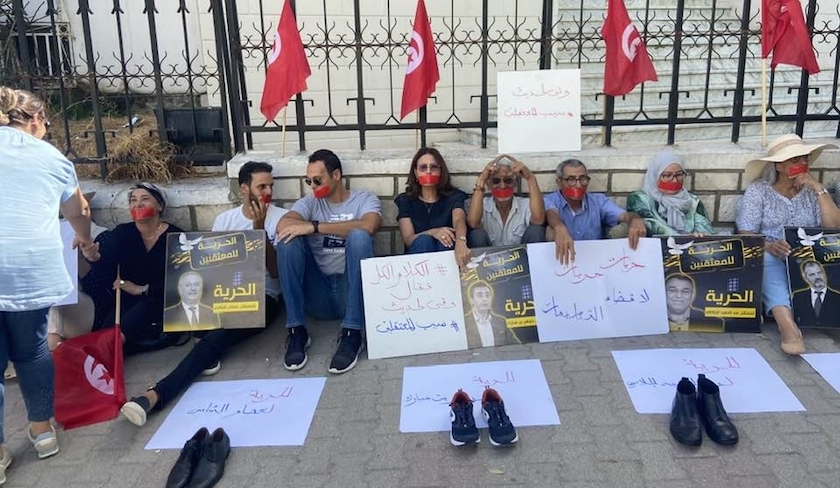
[602,0,658,97]
[400,0,439,120]
[260,0,311,122]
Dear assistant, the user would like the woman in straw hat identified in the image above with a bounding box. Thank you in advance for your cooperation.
[736,134,840,355]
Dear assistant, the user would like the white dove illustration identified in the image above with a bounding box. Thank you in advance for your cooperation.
[465,252,487,269]
[179,233,203,251]
[797,227,823,247]
[667,237,694,256]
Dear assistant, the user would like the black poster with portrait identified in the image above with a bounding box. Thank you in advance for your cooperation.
[459,245,539,348]
[661,235,763,333]
[785,226,840,329]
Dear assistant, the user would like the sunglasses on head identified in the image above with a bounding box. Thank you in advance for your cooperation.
[417,163,441,172]
[491,177,515,185]
[303,177,324,187]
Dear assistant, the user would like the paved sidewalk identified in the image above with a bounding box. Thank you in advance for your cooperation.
[4,314,840,488]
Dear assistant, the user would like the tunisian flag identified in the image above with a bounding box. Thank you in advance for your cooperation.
[602,0,658,97]
[761,0,819,74]
[260,0,311,122]
[400,0,439,121]
[54,325,125,429]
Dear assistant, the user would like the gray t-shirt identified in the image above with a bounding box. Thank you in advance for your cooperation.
[291,190,382,275]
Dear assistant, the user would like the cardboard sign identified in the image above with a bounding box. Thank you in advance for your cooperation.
[496,69,582,153]
[661,235,763,333]
[361,252,467,359]
[164,231,266,332]
[786,227,840,329]
[527,239,669,342]
[460,245,539,347]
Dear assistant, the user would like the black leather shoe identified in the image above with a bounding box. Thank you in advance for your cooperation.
[166,427,209,488]
[669,377,702,446]
[696,374,739,445]
[186,427,231,488]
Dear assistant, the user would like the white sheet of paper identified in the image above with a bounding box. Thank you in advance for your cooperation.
[399,359,559,433]
[497,69,582,153]
[362,252,467,359]
[612,348,805,414]
[527,239,669,342]
[55,220,78,306]
[145,378,326,449]
[803,353,840,394]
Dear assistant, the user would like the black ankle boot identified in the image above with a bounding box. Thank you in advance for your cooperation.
[696,374,739,445]
[670,377,702,446]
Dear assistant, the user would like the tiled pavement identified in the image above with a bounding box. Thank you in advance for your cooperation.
[3,314,840,488]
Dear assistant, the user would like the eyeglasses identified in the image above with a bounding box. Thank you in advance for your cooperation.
[417,163,441,173]
[559,176,591,186]
[659,171,687,182]
[22,110,50,129]
[303,177,324,187]
[491,177,515,185]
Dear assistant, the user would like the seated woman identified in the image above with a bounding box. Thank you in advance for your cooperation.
[627,149,714,236]
[81,183,186,352]
[395,147,470,267]
[736,134,840,355]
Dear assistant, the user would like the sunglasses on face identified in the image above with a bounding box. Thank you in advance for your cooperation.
[659,171,687,182]
[417,163,441,172]
[303,177,324,187]
[560,176,591,186]
[491,177,515,185]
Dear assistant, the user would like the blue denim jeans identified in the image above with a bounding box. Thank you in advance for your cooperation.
[763,252,792,311]
[0,308,54,444]
[408,234,450,253]
[276,229,373,330]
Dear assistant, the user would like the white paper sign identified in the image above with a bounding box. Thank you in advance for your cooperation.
[803,353,840,394]
[399,359,560,433]
[145,378,326,449]
[497,69,581,153]
[361,252,467,359]
[612,348,805,414]
[55,220,78,306]
[527,239,669,342]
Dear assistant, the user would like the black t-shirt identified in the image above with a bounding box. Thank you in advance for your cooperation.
[395,190,467,234]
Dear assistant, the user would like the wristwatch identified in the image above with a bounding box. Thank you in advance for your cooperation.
[457,236,467,242]
[816,188,830,197]
[312,220,320,233]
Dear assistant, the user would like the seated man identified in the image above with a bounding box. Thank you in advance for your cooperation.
[120,161,286,426]
[545,158,646,264]
[466,154,546,247]
[276,149,381,374]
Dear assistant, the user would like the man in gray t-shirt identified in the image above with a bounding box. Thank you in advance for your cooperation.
[276,149,382,375]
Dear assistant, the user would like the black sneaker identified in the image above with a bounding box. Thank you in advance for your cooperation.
[449,389,480,446]
[284,326,310,371]
[121,395,152,427]
[481,387,518,446]
[328,328,364,374]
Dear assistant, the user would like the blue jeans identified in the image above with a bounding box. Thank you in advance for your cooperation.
[408,234,450,253]
[276,229,373,330]
[763,252,792,311]
[467,224,546,248]
[0,308,54,444]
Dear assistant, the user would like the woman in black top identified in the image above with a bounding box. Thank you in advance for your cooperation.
[82,183,185,352]
[395,147,470,268]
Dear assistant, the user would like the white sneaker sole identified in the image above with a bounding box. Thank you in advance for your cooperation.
[284,337,311,371]
[120,402,148,427]
[201,361,221,376]
[488,432,519,446]
[450,432,480,446]
[328,341,365,374]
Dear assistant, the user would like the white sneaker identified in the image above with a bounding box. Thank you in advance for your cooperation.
[201,361,221,376]
[0,446,12,485]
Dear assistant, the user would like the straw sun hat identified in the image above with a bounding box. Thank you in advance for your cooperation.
[744,134,837,183]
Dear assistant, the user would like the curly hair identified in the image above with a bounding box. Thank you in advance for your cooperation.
[0,86,45,127]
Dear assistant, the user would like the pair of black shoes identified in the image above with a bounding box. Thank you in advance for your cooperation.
[670,374,738,447]
[166,427,231,488]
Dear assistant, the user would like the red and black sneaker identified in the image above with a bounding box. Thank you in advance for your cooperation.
[449,389,480,446]
[481,387,518,446]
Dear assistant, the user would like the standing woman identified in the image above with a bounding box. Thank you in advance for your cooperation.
[0,87,93,476]
[82,183,185,352]
[395,148,471,267]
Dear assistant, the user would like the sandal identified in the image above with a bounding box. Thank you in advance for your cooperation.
[27,425,59,459]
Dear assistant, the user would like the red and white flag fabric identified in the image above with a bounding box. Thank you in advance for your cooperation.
[400,0,439,121]
[54,325,125,430]
[601,0,658,97]
[761,0,820,74]
[260,0,311,122]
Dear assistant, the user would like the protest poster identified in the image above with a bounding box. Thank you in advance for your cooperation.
[459,245,538,348]
[55,220,79,306]
[361,252,467,359]
[785,227,840,329]
[661,235,763,333]
[496,69,581,153]
[164,231,265,332]
[527,239,668,342]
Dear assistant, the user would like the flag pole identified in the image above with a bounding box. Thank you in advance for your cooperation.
[281,106,288,157]
[761,58,767,146]
[415,111,420,150]
[115,266,121,327]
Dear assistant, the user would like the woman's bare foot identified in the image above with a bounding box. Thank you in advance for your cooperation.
[771,306,805,355]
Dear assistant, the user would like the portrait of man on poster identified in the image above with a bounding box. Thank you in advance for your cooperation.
[164,271,220,331]
[793,260,840,328]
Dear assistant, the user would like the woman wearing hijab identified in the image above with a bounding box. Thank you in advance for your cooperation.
[737,134,840,355]
[627,149,714,236]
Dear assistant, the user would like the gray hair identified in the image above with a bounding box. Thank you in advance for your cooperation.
[555,158,586,177]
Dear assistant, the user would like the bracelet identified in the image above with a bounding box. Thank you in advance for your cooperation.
[473,185,484,193]
[816,188,830,196]
[312,220,320,233]
[457,236,467,242]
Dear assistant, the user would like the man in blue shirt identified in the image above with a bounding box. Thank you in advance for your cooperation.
[544,158,646,264]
